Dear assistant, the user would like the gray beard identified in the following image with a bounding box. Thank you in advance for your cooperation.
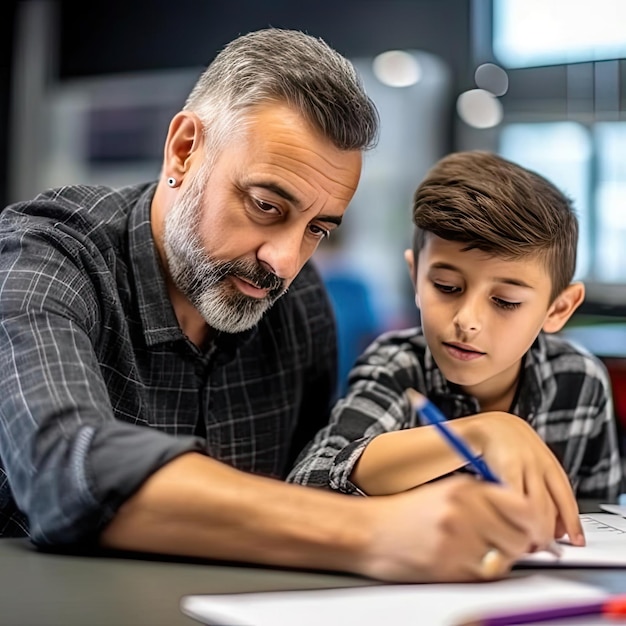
[162,175,286,334]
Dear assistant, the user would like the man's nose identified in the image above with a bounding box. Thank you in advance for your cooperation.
[256,228,306,282]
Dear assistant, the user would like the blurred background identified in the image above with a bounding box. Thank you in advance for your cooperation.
[1,0,625,411]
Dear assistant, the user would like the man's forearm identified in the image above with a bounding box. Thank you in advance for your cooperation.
[99,452,371,573]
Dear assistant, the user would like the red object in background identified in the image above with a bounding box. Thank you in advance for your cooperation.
[604,358,626,430]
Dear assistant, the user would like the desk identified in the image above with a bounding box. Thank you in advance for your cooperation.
[0,539,375,625]
[1,536,626,626]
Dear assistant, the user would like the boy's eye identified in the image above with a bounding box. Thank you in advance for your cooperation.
[434,282,460,294]
[493,297,521,311]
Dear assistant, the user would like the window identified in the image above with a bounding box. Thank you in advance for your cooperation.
[493,0,626,68]
[499,121,626,284]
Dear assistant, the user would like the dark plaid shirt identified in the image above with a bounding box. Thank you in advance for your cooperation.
[0,183,337,543]
[288,328,622,500]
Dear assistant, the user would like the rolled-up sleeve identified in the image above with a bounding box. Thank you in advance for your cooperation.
[0,221,203,545]
[287,334,421,493]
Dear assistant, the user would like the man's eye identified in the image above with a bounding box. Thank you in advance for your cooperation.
[254,199,278,213]
[310,224,330,239]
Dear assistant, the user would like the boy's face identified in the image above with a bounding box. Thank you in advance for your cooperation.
[410,235,577,405]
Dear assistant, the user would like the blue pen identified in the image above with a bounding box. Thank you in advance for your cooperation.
[406,388,563,558]
[406,388,500,483]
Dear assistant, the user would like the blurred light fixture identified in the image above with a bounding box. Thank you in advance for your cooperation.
[474,63,509,96]
[456,89,503,129]
[372,50,422,87]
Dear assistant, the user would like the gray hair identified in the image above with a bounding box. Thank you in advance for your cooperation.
[183,28,379,158]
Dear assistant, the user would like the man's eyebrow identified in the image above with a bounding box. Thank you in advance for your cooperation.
[250,181,298,204]
[317,214,343,227]
[247,180,343,226]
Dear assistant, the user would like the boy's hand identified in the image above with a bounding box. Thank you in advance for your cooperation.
[462,411,585,549]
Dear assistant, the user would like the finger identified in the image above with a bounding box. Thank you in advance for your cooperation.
[545,470,585,546]
[522,469,558,548]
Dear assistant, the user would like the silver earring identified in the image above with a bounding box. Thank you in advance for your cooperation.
[167,177,177,188]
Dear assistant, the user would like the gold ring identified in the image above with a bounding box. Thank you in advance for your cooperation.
[479,548,504,579]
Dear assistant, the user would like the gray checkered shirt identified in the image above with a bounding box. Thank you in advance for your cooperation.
[288,328,622,500]
[0,183,337,543]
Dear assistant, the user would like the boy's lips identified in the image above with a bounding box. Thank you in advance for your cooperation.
[442,341,486,361]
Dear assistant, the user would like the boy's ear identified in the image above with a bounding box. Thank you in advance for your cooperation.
[404,248,415,281]
[542,282,585,333]
[404,249,421,307]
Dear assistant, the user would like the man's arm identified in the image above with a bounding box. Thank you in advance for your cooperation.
[101,451,548,583]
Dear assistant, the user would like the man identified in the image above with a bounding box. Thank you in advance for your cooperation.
[0,28,549,582]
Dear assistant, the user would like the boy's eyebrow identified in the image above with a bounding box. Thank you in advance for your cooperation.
[493,277,534,289]
[429,262,534,289]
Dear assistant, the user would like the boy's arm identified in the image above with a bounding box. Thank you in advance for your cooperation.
[286,332,428,491]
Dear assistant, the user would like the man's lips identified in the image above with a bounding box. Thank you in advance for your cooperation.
[229,275,270,299]
[442,342,486,361]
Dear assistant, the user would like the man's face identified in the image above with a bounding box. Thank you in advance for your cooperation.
[415,235,555,404]
[163,104,362,333]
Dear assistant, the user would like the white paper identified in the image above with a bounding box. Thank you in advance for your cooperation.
[180,575,606,626]
[599,503,626,517]
[518,513,626,566]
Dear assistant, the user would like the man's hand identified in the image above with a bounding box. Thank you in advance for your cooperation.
[360,475,540,582]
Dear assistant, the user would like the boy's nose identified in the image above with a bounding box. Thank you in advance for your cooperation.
[453,299,482,334]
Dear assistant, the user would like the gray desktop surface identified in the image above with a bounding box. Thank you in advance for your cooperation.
[0,538,374,625]
[2,531,626,626]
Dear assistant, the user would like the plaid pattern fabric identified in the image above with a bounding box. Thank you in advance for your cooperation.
[288,328,622,500]
[0,183,337,543]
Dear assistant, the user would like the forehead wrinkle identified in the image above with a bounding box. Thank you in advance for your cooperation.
[266,140,359,189]
[260,160,356,210]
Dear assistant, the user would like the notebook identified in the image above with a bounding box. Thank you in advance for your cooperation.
[181,513,626,626]
[180,575,607,626]
[518,512,626,566]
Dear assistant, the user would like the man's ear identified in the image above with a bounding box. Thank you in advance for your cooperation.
[163,111,204,182]
[542,282,585,333]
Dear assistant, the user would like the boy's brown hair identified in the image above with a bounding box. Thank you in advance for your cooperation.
[412,151,579,301]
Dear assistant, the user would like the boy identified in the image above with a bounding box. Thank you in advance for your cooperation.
[288,151,622,524]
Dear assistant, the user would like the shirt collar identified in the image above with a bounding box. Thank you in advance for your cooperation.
[127,184,258,355]
[512,333,546,420]
[128,184,182,347]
